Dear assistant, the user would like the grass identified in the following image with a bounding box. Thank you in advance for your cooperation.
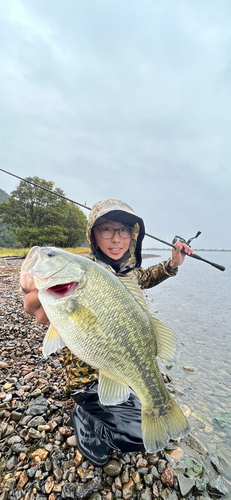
[0,247,91,257]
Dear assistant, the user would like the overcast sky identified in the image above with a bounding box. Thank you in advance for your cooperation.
[0,0,231,249]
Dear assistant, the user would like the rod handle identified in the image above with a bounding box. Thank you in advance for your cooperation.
[186,251,226,271]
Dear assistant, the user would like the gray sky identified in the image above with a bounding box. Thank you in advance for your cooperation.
[0,0,231,249]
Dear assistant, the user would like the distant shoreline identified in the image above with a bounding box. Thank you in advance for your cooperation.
[141,253,160,259]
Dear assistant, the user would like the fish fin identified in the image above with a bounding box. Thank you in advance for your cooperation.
[43,324,66,357]
[142,399,189,453]
[152,317,177,361]
[98,372,130,405]
[118,277,149,311]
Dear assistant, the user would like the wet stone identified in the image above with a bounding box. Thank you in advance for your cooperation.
[17,470,29,489]
[27,465,40,478]
[66,434,77,446]
[121,466,130,483]
[160,488,179,500]
[51,451,65,468]
[210,455,223,474]
[178,474,195,497]
[144,473,154,486]
[25,396,48,416]
[7,435,22,445]
[61,483,77,499]
[161,467,175,487]
[158,459,167,473]
[11,442,28,454]
[105,476,114,486]
[208,476,229,496]
[11,411,22,421]
[28,415,46,427]
[136,457,148,467]
[132,471,141,484]
[195,478,206,492]
[152,483,159,497]
[1,423,14,436]
[122,477,134,500]
[114,476,122,489]
[76,476,102,499]
[147,453,159,466]
[5,477,16,489]
[28,427,41,439]
[137,467,149,475]
[53,468,63,481]
[103,460,122,477]
[77,466,94,480]
[6,455,18,470]
[88,494,102,500]
[123,453,131,463]
[140,487,152,500]
[20,415,33,426]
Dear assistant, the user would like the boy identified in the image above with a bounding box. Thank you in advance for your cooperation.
[23,199,193,465]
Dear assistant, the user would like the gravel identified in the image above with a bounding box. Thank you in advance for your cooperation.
[0,259,229,499]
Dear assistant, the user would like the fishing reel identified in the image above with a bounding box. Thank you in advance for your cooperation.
[172,231,201,247]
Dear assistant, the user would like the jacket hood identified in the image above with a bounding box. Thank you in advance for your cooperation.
[86,199,145,269]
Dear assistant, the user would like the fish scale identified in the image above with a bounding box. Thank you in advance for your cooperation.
[21,246,189,452]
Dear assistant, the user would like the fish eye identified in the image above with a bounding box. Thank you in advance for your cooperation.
[47,250,57,257]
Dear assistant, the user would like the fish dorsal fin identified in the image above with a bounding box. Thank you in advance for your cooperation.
[152,317,177,362]
[98,371,130,405]
[43,324,66,357]
[118,276,149,311]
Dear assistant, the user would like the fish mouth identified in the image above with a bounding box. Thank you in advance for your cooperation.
[47,282,78,298]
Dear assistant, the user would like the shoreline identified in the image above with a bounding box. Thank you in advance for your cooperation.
[141,254,160,259]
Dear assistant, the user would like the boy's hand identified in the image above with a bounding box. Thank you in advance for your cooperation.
[22,288,49,324]
[170,241,194,269]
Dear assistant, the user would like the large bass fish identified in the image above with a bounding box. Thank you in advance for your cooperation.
[20,246,189,452]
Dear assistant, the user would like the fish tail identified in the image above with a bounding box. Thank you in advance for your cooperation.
[142,398,189,453]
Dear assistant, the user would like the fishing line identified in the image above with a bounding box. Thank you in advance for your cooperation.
[0,168,226,271]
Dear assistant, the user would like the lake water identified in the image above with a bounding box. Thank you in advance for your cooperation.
[143,250,231,479]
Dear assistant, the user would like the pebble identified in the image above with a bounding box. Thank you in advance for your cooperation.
[161,467,175,487]
[122,477,134,500]
[66,435,77,446]
[103,460,122,477]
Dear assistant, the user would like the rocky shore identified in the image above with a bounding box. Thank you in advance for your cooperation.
[0,258,229,500]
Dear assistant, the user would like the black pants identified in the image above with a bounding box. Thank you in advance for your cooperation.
[71,381,144,454]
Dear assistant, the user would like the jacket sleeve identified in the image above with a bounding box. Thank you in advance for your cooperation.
[129,260,178,289]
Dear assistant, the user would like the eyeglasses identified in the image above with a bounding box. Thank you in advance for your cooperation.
[94,226,133,239]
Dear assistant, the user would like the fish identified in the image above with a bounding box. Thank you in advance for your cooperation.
[20,246,189,452]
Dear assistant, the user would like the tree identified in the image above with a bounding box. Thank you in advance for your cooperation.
[0,177,88,248]
[0,221,16,247]
[63,203,88,247]
[0,188,16,247]
[0,188,9,203]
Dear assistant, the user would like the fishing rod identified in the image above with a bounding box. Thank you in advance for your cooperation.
[145,232,225,272]
[0,168,225,271]
[0,168,92,211]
